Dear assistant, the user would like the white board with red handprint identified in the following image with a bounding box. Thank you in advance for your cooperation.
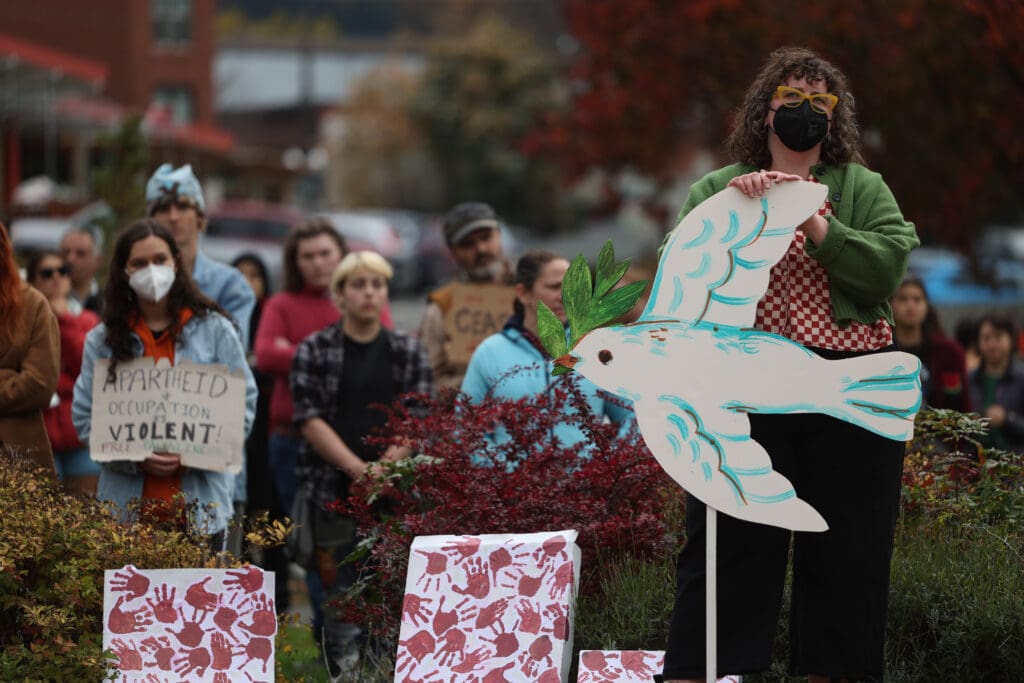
[577,650,665,682]
[395,530,581,683]
[102,565,276,683]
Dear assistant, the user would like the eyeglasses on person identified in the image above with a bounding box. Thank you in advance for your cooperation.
[774,85,839,114]
[38,265,70,279]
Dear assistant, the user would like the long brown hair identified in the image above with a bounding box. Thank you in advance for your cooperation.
[725,46,864,169]
[282,218,347,293]
[0,223,24,343]
[103,219,227,376]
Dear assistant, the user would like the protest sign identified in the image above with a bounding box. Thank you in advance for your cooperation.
[395,530,580,682]
[442,283,516,365]
[577,650,665,682]
[103,565,275,682]
[89,358,246,473]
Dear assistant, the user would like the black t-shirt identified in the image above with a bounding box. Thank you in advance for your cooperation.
[331,332,395,494]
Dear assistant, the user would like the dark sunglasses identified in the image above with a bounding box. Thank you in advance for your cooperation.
[38,265,70,279]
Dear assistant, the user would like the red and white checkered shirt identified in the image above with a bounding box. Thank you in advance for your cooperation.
[754,177,892,351]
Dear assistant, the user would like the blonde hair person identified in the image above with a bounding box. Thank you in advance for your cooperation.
[330,251,394,291]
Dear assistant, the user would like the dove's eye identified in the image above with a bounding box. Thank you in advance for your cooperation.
[598,349,613,365]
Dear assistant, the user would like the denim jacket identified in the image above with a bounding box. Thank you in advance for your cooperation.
[72,312,257,533]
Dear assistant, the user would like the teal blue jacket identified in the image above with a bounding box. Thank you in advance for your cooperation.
[673,162,919,327]
[461,322,635,457]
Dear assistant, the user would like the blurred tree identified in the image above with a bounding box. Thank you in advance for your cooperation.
[547,0,1024,251]
[90,114,149,250]
[412,15,567,231]
[324,64,441,210]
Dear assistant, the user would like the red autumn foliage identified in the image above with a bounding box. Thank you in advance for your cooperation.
[536,0,1024,253]
[327,384,682,639]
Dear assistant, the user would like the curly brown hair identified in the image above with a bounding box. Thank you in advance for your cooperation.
[725,46,864,169]
[282,217,347,293]
[102,219,227,378]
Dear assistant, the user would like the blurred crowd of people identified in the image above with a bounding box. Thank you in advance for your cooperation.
[0,160,641,678]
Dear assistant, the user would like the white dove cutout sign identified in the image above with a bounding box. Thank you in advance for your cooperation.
[543,180,922,531]
[540,181,921,680]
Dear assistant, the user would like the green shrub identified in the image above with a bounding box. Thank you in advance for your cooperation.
[0,450,305,681]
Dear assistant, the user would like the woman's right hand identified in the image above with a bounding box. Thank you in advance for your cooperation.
[727,170,804,197]
[142,451,182,477]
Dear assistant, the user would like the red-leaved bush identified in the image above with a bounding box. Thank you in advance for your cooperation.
[328,382,682,640]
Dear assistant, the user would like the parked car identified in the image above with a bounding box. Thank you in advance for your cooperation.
[203,200,306,292]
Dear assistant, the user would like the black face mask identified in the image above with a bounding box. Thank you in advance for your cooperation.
[770,101,829,152]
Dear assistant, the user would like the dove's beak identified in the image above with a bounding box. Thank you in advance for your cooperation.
[554,353,579,369]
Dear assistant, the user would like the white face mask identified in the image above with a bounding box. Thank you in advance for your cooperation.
[127,264,176,303]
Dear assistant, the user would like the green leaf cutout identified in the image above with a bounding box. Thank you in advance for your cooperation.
[537,300,568,360]
[551,239,649,377]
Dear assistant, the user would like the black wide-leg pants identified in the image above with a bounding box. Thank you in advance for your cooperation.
[658,407,905,682]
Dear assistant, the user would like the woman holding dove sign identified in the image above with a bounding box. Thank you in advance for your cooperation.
[73,220,256,547]
[657,48,918,682]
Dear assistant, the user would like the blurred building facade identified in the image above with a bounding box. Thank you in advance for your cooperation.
[0,0,297,218]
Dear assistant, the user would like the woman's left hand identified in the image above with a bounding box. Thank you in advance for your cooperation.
[985,404,1007,427]
[142,451,182,477]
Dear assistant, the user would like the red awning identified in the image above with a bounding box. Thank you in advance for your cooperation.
[0,32,107,86]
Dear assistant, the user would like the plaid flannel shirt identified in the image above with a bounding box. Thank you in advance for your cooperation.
[290,323,432,508]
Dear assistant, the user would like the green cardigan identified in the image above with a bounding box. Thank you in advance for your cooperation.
[670,162,919,328]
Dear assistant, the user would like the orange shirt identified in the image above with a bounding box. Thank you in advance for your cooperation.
[135,308,193,519]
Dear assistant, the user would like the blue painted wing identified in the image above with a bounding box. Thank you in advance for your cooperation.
[642,182,828,328]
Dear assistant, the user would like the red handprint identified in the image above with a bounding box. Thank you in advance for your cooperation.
[441,535,482,564]
[436,627,467,667]
[502,566,547,598]
[514,599,541,634]
[473,596,511,631]
[452,556,491,599]
[534,534,569,567]
[224,565,264,593]
[550,560,574,600]
[214,673,231,683]
[621,650,658,677]
[537,666,561,683]
[432,595,471,636]
[110,637,143,670]
[184,576,219,614]
[239,636,272,673]
[402,592,433,627]
[451,646,490,674]
[167,606,207,647]
[143,675,171,683]
[543,604,570,641]
[107,595,154,634]
[482,661,516,683]
[396,630,435,674]
[414,549,448,592]
[173,646,211,677]
[518,635,553,678]
[482,629,520,658]
[210,590,252,641]
[405,671,444,683]
[210,631,235,670]
[140,635,175,671]
[110,565,151,601]
[237,593,276,636]
[145,583,177,624]
[487,542,527,582]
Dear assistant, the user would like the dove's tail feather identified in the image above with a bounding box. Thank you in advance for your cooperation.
[828,352,922,441]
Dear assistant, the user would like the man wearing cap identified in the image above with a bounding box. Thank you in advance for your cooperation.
[145,163,256,548]
[418,201,513,392]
